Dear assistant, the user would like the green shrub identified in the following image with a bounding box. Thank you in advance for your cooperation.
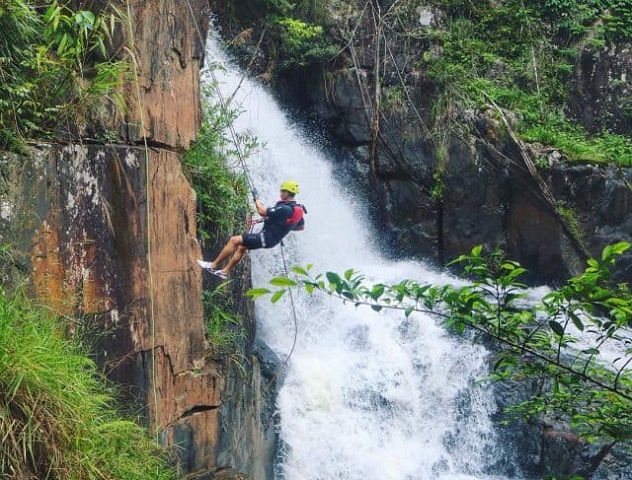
[0,0,127,149]
[538,0,632,42]
[0,0,41,148]
[183,84,251,243]
[424,0,632,166]
[523,120,632,166]
[0,288,175,479]
[556,200,583,240]
[202,287,245,357]
[273,16,339,69]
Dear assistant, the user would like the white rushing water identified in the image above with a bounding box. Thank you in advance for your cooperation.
[204,35,521,480]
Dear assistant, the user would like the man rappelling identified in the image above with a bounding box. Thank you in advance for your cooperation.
[198,180,306,279]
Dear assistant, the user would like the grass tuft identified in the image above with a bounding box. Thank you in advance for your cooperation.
[0,287,175,480]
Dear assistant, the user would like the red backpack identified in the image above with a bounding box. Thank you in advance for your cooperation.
[286,204,307,231]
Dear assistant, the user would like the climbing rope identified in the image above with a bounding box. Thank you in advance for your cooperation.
[184,0,259,201]
[276,243,299,371]
[184,1,302,378]
[124,0,159,440]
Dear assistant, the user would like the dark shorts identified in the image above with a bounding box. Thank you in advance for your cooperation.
[242,232,281,250]
[242,232,264,249]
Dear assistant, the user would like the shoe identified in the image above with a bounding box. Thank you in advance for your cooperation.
[211,269,228,280]
[197,259,215,270]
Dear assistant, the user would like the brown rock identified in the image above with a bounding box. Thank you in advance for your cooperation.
[10,144,221,473]
[112,0,209,150]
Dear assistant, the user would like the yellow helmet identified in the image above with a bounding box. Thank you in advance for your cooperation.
[280,180,299,194]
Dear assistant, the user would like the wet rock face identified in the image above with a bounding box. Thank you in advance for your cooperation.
[242,9,632,284]
[548,165,632,281]
[320,63,632,283]
[569,43,632,135]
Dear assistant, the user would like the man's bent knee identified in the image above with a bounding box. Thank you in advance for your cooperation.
[229,235,244,247]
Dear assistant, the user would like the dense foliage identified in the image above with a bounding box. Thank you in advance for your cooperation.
[249,242,632,464]
[422,0,632,165]
[271,16,339,70]
[224,0,338,70]
[184,83,251,244]
[230,0,632,166]
[0,0,126,151]
[0,287,175,479]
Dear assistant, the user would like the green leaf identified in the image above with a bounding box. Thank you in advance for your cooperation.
[548,320,565,337]
[371,284,385,300]
[96,38,107,57]
[405,306,414,317]
[292,266,309,276]
[326,271,341,285]
[271,290,286,304]
[75,11,96,31]
[246,287,270,299]
[447,254,467,266]
[371,304,383,312]
[414,284,430,298]
[58,33,69,55]
[581,348,600,355]
[270,276,297,287]
[454,320,466,334]
[504,292,524,305]
[611,242,630,255]
[569,311,584,331]
[605,297,630,307]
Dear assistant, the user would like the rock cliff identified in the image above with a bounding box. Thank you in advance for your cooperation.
[0,1,273,478]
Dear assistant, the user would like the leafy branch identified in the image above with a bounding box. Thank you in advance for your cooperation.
[248,242,632,445]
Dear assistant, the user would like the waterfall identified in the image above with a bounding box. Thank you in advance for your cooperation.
[204,35,522,480]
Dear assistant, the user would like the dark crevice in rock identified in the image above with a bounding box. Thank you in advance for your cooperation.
[181,405,219,419]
